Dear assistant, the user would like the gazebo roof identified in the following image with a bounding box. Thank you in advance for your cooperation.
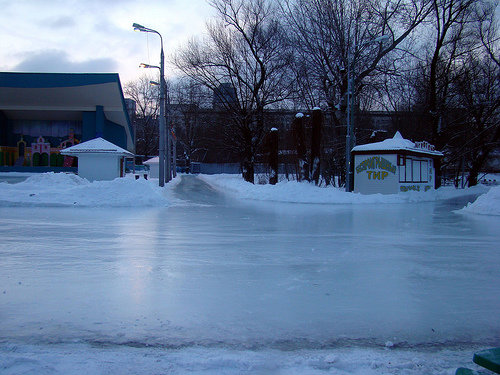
[352,131,443,156]
[60,137,133,157]
[143,156,159,165]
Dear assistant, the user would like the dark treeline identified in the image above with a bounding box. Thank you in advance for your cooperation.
[127,0,499,186]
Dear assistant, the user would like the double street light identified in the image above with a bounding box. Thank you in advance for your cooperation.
[345,34,389,192]
[133,23,171,186]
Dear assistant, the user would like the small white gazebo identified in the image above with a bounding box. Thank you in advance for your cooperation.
[143,156,160,179]
[60,137,133,181]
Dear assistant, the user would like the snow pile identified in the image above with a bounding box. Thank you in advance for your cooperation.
[457,185,500,216]
[0,172,174,207]
[0,343,477,375]
[198,174,488,204]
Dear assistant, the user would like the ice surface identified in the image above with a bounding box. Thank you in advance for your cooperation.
[1,175,499,374]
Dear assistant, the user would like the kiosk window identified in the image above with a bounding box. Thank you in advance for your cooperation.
[405,160,412,182]
[421,160,429,182]
[413,160,421,182]
[400,157,429,183]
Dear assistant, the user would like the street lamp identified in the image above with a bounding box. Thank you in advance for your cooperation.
[133,23,171,186]
[345,34,389,192]
[139,63,159,69]
[148,77,173,182]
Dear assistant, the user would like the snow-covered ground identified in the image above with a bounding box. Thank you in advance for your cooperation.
[458,185,500,216]
[0,343,486,375]
[0,171,497,210]
[198,173,493,206]
[0,172,180,207]
[1,173,499,374]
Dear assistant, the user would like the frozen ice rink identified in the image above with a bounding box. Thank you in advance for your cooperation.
[1,176,499,374]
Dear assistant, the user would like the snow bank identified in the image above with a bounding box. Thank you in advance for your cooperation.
[198,174,489,204]
[0,172,176,207]
[0,342,479,375]
[457,185,500,216]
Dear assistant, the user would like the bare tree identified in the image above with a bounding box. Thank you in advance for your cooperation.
[169,78,212,171]
[424,0,478,149]
[444,1,500,187]
[124,75,160,160]
[268,128,279,184]
[282,0,433,185]
[175,0,294,183]
[391,0,497,186]
[476,1,500,69]
[292,113,309,181]
[450,53,499,186]
[310,107,322,185]
[283,0,432,110]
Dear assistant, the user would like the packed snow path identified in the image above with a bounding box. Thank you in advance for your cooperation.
[1,175,499,374]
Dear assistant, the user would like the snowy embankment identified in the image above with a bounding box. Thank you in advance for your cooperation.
[0,342,482,375]
[0,172,177,207]
[198,174,491,205]
[457,185,500,216]
[1,172,498,213]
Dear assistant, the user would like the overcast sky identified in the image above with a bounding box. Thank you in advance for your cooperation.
[0,0,214,84]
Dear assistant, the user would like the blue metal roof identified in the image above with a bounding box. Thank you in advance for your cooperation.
[0,72,133,151]
[0,72,120,88]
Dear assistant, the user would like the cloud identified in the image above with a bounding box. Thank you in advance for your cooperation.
[45,15,76,29]
[13,50,118,73]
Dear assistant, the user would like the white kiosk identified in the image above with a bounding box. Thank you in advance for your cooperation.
[61,137,133,181]
[352,132,443,194]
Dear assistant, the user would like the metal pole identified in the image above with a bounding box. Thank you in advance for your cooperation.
[345,49,352,192]
[166,128,171,182]
[133,23,167,185]
[159,47,166,187]
[133,119,136,175]
[172,134,177,178]
[165,78,171,182]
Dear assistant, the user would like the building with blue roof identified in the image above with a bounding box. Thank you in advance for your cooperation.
[0,72,133,170]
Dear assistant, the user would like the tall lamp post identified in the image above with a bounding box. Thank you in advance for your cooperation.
[345,34,389,192]
[141,63,172,183]
[133,23,169,186]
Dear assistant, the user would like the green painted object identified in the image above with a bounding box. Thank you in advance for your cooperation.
[473,348,500,374]
[456,368,476,375]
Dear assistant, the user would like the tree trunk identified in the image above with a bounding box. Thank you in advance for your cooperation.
[468,151,488,187]
[241,126,254,183]
[468,120,500,187]
[292,113,309,182]
[310,108,322,185]
[242,160,254,183]
[269,128,278,185]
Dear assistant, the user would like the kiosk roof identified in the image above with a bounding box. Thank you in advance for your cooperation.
[352,131,443,156]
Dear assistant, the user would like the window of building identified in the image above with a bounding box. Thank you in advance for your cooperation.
[413,160,421,182]
[399,156,430,183]
[421,160,429,182]
[405,159,412,182]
